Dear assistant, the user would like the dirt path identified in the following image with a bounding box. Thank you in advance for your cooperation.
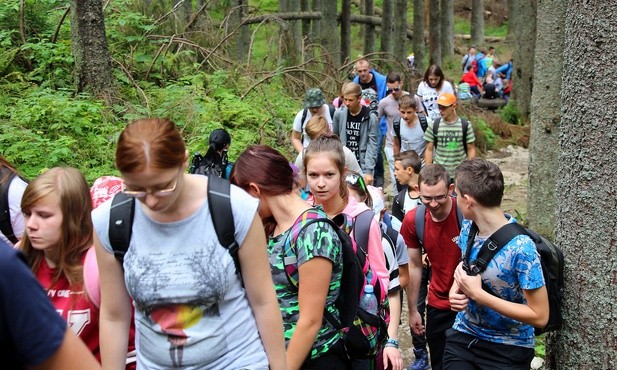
[396,146,531,367]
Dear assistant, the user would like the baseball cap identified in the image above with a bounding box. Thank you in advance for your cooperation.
[303,88,326,109]
[436,92,457,107]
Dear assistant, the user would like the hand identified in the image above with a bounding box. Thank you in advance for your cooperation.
[408,309,425,336]
[382,346,403,370]
[364,173,374,186]
[422,253,430,268]
[449,288,469,312]
[453,262,482,300]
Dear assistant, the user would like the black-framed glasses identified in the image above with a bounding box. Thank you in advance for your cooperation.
[420,193,449,203]
[122,168,181,198]
[386,87,401,94]
[345,173,367,193]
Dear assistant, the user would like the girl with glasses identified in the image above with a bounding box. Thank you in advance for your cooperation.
[92,119,286,370]
[303,134,390,369]
[231,145,349,370]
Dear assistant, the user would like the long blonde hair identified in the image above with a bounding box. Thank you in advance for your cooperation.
[20,167,93,288]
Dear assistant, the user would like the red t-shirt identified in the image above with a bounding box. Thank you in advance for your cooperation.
[461,70,482,87]
[400,198,462,311]
[36,256,100,362]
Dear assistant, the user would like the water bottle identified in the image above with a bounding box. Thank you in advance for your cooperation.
[359,284,378,315]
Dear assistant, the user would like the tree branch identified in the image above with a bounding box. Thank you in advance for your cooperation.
[113,58,150,111]
[51,6,70,44]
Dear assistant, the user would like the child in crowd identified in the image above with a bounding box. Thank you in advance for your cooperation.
[445,159,548,369]
[393,95,430,160]
[391,150,423,229]
[231,145,349,369]
[416,65,455,121]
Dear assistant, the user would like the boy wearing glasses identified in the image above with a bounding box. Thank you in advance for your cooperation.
[400,164,464,370]
[424,93,476,178]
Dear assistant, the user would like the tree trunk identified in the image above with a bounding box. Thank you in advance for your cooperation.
[230,0,250,62]
[527,0,565,243]
[556,1,617,368]
[511,0,536,118]
[380,0,393,55]
[363,0,375,55]
[279,0,288,12]
[428,0,441,66]
[412,0,425,74]
[288,0,302,56]
[506,0,515,43]
[300,0,310,40]
[321,0,340,66]
[440,0,454,59]
[311,0,321,48]
[341,0,352,65]
[70,0,113,99]
[471,0,484,47]
[392,0,407,63]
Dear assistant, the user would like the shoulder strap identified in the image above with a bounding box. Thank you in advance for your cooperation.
[433,118,441,148]
[300,108,308,141]
[393,117,401,145]
[108,192,135,263]
[0,171,18,244]
[353,209,375,255]
[461,118,469,156]
[207,176,240,275]
[414,204,426,246]
[464,222,527,276]
[328,103,336,119]
[418,113,428,132]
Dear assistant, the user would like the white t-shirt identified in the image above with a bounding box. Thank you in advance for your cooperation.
[416,81,455,121]
[398,115,432,158]
[292,105,334,149]
[0,176,27,246]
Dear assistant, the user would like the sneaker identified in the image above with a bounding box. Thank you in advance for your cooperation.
[408,348,430,370]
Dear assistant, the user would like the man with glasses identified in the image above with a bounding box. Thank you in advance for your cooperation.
[424,93,476,180]
[400,164,464,370]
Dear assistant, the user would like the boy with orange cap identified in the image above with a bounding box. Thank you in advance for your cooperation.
[423,93,476,179]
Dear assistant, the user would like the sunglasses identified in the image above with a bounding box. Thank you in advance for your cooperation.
[345,173,367,193]
[387,87,401,94]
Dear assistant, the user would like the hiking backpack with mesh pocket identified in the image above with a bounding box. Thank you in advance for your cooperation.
[283,208,388,359]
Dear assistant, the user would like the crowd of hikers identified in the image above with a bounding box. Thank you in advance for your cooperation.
[458,46,513,104]
[1,56,553,370]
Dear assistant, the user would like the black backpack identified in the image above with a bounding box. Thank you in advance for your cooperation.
[462,221,564,335]
[393,113,428,149]
[108,175,241,275]
[189,152,230,179]
[300,103,337,141]
[0,169,28,244]
[431,117,470,156]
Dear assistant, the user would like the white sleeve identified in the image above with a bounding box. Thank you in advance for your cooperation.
[292,110,304,133]
[8,177,27,240]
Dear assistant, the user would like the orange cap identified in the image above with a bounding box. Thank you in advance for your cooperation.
[437,92,457,107]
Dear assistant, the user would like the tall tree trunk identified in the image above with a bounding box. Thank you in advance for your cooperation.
[556,2,617,368]
[321,0,340,66]
[392,0,407,63]
[471,0,485,47]
[70,0,113,99]
[279,0,288,12]
[288,0,302,56]
[301,0,310,40]
[412,0,425,75]
[528,0,565,243]
[363,0,375,55]
[511,0,536,118]
[311,0,321,43]
[380,0,393,55]
[230,0,250,62]
[440,0,454,59]
[341,0,352,65]
[506,0,515,43]
[428,0,441,66]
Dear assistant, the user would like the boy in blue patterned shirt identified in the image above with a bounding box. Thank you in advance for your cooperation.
[444,159,549,370]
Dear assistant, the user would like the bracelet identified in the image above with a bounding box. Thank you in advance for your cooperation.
[385,338,399,349]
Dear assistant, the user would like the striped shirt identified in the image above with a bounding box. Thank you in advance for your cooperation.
[423,117,475,175]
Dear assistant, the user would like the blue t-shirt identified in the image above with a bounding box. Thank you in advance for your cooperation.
[0,242,67,369]
[452,218,545,348]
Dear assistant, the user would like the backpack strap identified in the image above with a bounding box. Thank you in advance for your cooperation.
[0,171,18,244]
[300,108,308,142]
[352,209,375,257]
[432,118,441,149]
[414,204,426,247]
[108,192,135,263]
[207,176,240,275]
[463,222,526,276]
[418,113,428,132]
[393,117,401,148]
[461,118,469,157]
[328,103,336,120]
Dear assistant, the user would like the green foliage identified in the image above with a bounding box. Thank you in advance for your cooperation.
[499,101,521,125]
[535,333,546,358]
[472,118,497,152]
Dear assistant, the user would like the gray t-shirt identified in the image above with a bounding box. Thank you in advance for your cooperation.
[92,180,268,369]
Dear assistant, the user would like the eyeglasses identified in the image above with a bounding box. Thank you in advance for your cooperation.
[386,87,401,94]
[420,193,449,203]
[345,173,367,193]
[437,105,451,110]
[122,169,181,198]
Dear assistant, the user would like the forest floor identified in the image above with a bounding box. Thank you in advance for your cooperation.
[391,145,540,368]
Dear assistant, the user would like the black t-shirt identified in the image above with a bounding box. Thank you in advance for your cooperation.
[345,106,368,160]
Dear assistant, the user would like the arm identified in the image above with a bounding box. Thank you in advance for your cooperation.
[382,290,403,370]
[466,142,476,160]
[393,133,401,156]
[452,262,549,327]
[448,267,469,312]
[94,232,132,370]
[238,215,287,370]
[405,247,424,336]
[362,113,380,185]
[291,130,304,154]
[286,257,333,370]
[31,329,101,370]
[424,141,434,165]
